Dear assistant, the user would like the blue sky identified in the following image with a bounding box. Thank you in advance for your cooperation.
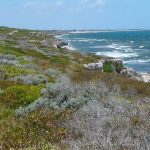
[0,0,150,30]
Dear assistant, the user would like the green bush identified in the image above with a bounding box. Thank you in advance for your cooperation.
[0,85,44,109]
[103,61,113,72]
[0,66,36,78]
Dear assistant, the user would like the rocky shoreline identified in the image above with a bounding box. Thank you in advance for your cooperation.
[84,58,150,83]
[54,37,150,83]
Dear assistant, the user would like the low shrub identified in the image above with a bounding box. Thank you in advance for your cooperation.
[22,64,39,71]
[0,65,36,78]
[0,104,14,120]
[0,80,21,89]
[103,61,114,72]
[44,68,61,79]
[1,109,69,149]
[12,74,48,85]
[63,97,150,150]
[0,85,44,109]
[0,54,20,66]
[15,77,109,116]
[48,55,71,71]
[70,69,150,97]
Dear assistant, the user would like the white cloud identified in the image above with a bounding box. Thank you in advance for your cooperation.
[24,0,106,14]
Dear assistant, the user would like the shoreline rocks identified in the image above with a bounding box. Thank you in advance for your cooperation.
[140,73,150,83]
[55,35,150,83]
[121,66,150,83]
[84,58,150,83]
[53,40,68,49]
[84,60,104,71]
[84,58,123,72]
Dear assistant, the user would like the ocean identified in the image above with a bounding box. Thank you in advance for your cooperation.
[57,30,150,73]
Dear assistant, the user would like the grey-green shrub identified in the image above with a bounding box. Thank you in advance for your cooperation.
[63,97,150,150]
[0,54,20,66]
[12,74,48,85]
[15,77,110,116]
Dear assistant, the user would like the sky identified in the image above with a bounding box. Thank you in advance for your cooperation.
[0,0,150,30]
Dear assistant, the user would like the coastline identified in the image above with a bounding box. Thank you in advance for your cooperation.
[54,34,76,51]
[55,33,150,83]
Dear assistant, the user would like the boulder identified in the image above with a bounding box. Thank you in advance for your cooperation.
[53,40,68,49]
[120,67,150,83]
[84,60,104,71]
[140,73,150,83]
[120,67,138,78]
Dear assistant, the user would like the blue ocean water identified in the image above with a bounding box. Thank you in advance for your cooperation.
[58,30,150,73]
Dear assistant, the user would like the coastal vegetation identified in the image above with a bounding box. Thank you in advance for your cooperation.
[0,27,150,150]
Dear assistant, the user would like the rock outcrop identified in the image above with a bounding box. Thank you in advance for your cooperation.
[140,73,150,83]
[84,58,150,83]
[53,40,68,49]
[120,67,139,78]
[84,60,104,71]
[121,67,150,83]
[84,58,123,72]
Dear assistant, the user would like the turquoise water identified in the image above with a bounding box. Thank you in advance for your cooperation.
[58,30,150,73]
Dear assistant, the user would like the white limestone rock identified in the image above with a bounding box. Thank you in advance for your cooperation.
[84,60,104,71]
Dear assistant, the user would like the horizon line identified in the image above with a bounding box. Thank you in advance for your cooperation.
[1,26,150,31]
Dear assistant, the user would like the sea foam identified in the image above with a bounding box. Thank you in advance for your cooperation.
[95,51,138,58]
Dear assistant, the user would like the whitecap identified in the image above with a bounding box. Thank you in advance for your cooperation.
[70,30,114,34]
[124,59,150,64]
[130,41,134,43]
[107,44,133,52]
[138,59,150,63]
[95,51,138,58]
[91,45,107,49]
[119,46,132,48]
[76,39,106,42]
[139,45,144,48]
[62,44,76,51]
[125,48,133,52]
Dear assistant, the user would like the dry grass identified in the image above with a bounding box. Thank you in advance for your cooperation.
[70,69,150,97]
